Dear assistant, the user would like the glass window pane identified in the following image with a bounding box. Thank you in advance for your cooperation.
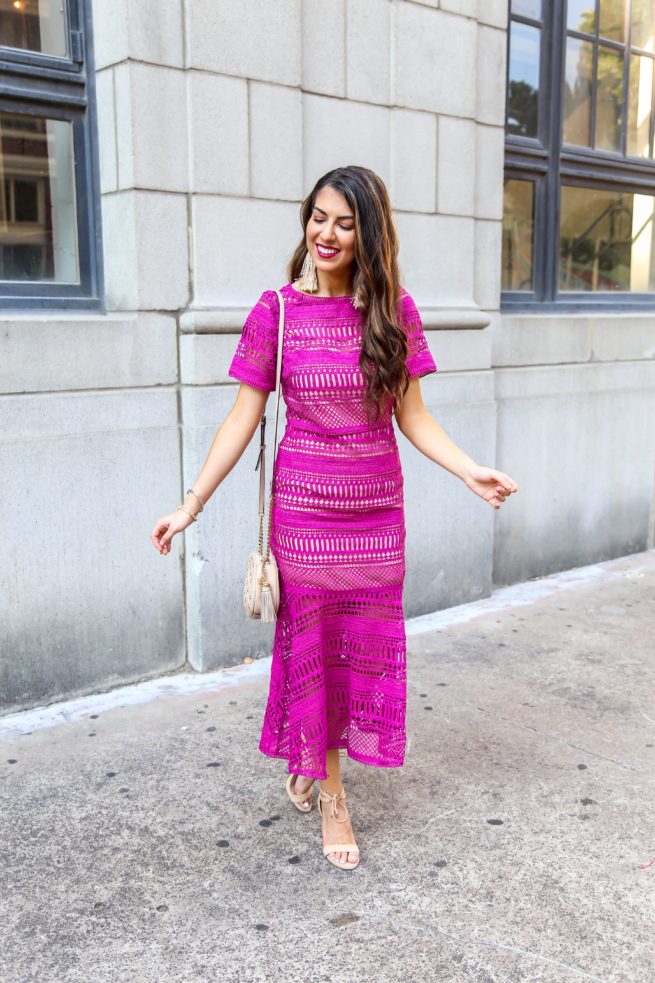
[598,0,626,42]
[0,112,79,283]
[507,21,540,137]
[631,0,655,50]
[0,0,68,58]
[559,185,655,291]
[627,53,654,156]
[511,0,542,17]
[502,179,535,291]
[563,37,593,145]
[595,45,625,151]
[567,0,596,34]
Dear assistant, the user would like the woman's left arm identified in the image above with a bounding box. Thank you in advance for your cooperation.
[394,377,519,510]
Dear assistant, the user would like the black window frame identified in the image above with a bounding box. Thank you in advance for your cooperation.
[0,0,104,311]
[502,0,655,313]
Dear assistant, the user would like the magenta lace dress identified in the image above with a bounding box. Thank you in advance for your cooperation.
[228,281,437,780]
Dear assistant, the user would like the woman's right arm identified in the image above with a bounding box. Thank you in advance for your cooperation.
[150,382,269,555]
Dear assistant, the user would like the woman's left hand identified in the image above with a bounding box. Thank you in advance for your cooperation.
[461,464,519,509]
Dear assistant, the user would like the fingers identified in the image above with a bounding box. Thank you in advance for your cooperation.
[150,525,165,553]
[151,518,174,555]
[489,470,517,493]
[151,510,196,553]
[488,475,518,509]
[498,472,519,493]
[151,533,169,555]
[160,521,182,554]
[492,487,508,507]
[490,471,519,507]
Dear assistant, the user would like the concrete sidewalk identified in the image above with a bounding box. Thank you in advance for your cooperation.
[1,551,654,983]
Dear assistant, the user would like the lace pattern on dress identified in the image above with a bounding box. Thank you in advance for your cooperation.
[228,283,437,780]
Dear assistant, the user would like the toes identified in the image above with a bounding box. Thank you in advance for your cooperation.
[332,850,356,865]
[326,848,358,866]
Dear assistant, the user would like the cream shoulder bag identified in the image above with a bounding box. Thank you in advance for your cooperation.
[242,288,285,622]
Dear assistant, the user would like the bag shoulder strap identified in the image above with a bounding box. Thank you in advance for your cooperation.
[255,288,285,518]
[270,288,285,487]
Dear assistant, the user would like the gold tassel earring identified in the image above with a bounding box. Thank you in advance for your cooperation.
[297,248,318,293]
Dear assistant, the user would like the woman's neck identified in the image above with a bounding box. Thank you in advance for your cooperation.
[313,268,354,297]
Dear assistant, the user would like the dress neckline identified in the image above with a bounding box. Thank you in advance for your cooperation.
[286,282,355,302]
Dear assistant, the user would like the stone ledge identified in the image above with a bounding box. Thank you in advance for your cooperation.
[0,312,178,394]
[179,305,492,333]
[0,387,178,440]
[495,358,655,399]
[498,312,655,367]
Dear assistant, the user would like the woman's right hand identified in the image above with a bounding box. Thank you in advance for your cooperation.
[150,509,197,555]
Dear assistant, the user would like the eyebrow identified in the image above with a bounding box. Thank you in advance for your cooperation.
[313,206,354,221]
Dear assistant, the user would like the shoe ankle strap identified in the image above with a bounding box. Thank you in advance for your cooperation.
[318,785,348,822]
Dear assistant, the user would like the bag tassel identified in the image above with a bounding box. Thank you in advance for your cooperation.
[260,573,277,623]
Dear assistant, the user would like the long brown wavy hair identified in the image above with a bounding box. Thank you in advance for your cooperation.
[287,166,410,424]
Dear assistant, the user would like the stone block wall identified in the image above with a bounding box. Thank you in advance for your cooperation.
[2,0,652,713]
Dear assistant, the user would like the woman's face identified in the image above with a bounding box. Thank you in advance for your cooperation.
[305,185,356,280]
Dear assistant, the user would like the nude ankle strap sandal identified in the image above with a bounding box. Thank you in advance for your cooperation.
[286,773,314,812]
[317,785,360,870]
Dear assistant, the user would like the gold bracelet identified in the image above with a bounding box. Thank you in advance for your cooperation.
[186,487,205,512]
[176,505,198,522]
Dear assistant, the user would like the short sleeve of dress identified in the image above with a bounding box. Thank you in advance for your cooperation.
[400,289,438,379]
[227,289,280,393]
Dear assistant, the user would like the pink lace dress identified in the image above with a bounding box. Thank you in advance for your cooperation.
[228,281,437,780]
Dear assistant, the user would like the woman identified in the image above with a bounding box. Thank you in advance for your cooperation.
[151,165,518,872]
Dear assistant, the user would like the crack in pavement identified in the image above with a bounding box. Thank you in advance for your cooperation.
[345,908,608,981]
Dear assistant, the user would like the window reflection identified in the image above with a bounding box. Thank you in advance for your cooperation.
[502,179,535,290]
[567,0,596,34]
[505,1,655,304]
[596,46,624,151]
[0,112,79,283]
[563,37,593,146]
[598,0,625,42]
[0,0,68,58]
[631,0,654,49]
[563,2,655,157]
[507,21,540,137]
[627,54,654,157]
[559,186,655,291]
[510,0,542,16]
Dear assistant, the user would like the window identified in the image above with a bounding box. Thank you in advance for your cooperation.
[0,0,104,310]
[502,0,655,310]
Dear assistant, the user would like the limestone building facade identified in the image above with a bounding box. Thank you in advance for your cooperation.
[1,0,653,712]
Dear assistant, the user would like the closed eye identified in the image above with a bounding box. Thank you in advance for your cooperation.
[313,217,354,230]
